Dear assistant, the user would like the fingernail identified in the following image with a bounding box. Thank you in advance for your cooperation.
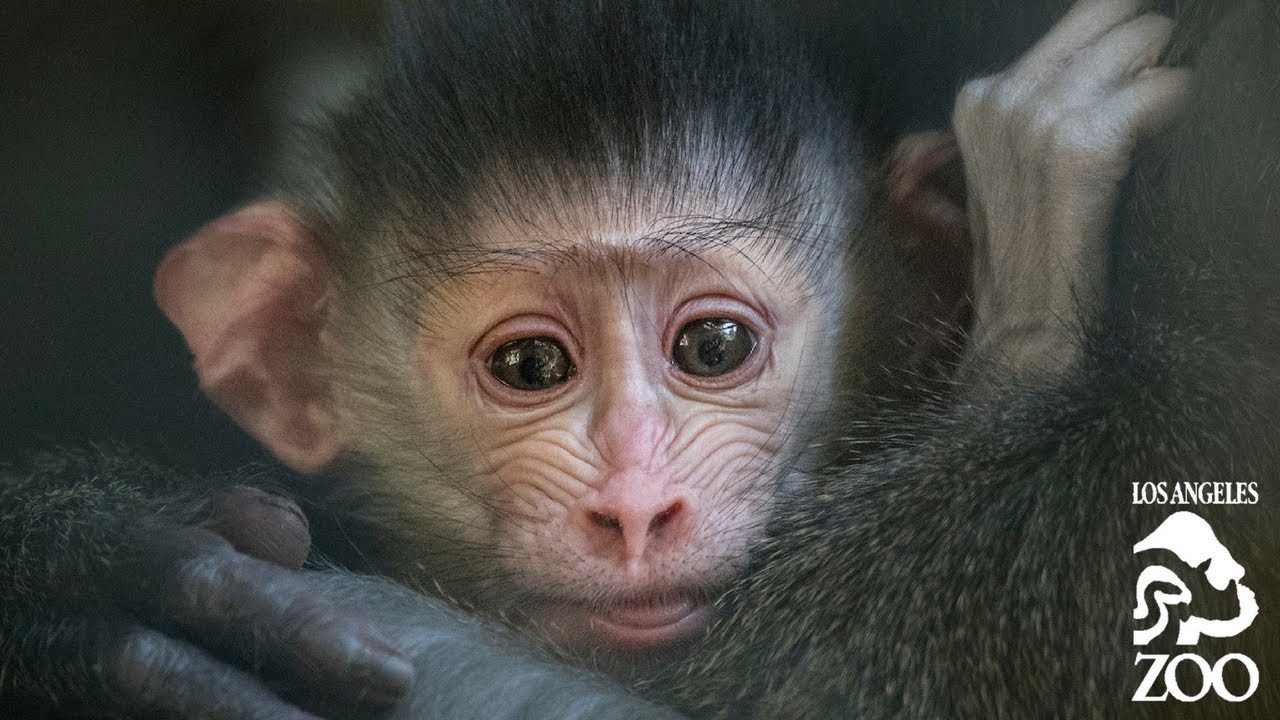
[259,493,309,529]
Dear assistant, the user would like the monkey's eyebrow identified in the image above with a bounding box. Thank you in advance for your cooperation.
[421,209,838,281]
[633,211,834,270]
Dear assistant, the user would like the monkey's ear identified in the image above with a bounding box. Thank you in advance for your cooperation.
[154,201,345,474]
[883,130,973,372]
[884,130,968,247]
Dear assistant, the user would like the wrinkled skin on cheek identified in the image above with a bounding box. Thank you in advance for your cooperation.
[411,231,840,657]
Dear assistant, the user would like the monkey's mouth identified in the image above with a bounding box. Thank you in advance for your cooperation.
[524,584,726,653]
[586,596,713,647]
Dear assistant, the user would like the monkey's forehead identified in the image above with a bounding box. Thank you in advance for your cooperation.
[394,199,853,289]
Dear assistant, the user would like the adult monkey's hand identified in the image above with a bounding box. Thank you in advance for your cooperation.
[954,0,1191,376]
[0,452,412,720]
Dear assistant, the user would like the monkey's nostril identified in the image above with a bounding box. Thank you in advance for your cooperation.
[590,511,622,531]
[649,500,683,532]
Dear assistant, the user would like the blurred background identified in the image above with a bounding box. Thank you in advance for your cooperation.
[1,1,378,470]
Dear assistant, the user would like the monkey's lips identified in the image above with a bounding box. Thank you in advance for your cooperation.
[585,597,713,647]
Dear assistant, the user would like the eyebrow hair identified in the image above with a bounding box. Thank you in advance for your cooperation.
[403,199,851,287]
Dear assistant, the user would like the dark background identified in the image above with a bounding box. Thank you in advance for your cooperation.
[2,1,378,471]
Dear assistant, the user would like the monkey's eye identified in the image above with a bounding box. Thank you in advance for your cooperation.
[672,319,756,377]
[488,337,575,391]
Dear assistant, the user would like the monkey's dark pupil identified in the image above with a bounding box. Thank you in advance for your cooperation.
[489,337,572,391]
[698,335,726,367]
[518,355,547,384]
[672,318,755,377]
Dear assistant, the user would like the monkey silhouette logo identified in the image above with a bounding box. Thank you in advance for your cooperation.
[1133,511,1259,646]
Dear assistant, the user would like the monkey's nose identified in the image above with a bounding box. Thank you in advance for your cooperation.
[578,496,688,566]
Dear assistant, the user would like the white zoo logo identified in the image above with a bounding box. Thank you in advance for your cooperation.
[1132,511,1260,703]
[1134,511,1259,645]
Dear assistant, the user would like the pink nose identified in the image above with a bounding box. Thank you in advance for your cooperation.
[577,495,688,566]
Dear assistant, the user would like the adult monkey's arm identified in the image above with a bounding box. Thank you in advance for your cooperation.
[301,573,681,720]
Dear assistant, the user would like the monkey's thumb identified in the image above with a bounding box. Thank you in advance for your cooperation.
[201,485,312,570]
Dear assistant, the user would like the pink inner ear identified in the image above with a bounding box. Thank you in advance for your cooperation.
[886,130,967,244]
[154,201,344,473]
[155,201,308,358]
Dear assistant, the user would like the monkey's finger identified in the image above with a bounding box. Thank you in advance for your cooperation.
[1102,66,1193,142]
[109,627,322,720]
[1061,12,1174,97]
[113,529,414,706]
[1017,0,1147,84]
[201,485,312,569]
[176,550,415,704]
[3,605,316,720]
